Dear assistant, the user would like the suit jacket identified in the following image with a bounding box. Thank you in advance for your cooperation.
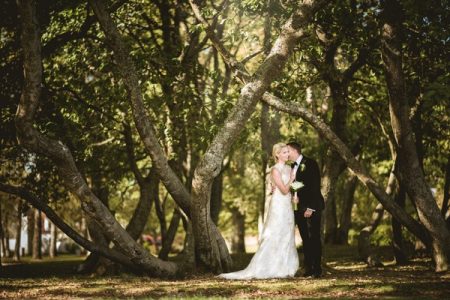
[294,156,325,212]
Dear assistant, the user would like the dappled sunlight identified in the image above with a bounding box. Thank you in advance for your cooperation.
[2,246,449,299]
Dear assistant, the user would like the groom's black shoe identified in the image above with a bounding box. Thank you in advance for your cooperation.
[303,271,314,277]
[312,273,322,278]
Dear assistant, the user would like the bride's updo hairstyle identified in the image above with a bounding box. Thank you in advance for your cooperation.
[272,142,287,162]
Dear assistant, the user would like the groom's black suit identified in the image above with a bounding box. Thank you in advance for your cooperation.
[293,155,324,276]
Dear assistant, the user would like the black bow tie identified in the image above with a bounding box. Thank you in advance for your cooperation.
[292,162,298,167]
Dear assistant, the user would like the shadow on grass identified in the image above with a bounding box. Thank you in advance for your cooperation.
[1,245,449,299]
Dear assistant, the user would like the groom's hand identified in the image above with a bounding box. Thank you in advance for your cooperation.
[304,209,313,218]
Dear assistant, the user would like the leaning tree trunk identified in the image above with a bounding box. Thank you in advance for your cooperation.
[88,0,231,273]
[13,201,22,261]
[32,209,42,259]
[189,0,329,273]
[16,0,177,277]
[381,0,450,271]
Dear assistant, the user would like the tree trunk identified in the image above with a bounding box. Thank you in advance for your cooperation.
[32,209,42,259]
[27,208,33,256]
[49,221,57,258]
[210,171,223,225]
[0,202,2,270]
[322,153,345,244]
[0,202,5,259]
[154,191,167,243]
[322,83,348,244]
[358,202,384,267]
[392,183,408,264]
[230,207,246,254]
[336,173,358,244]
[3,209,11,258]
[16,0,177,276]
[359,165,396,266]
[13,201,22,261]
[381,0,450,271]
[80,213,88,255]
[442,158,450,218]
[159,209,181,260]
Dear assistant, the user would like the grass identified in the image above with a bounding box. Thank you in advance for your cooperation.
[1,245,449,299]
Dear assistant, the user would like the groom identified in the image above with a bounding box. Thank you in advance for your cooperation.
[287,141,325,278]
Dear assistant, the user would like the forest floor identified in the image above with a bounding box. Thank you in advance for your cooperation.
[1,245,449,299]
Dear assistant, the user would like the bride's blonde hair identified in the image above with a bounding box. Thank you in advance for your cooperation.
[272,142,287,162]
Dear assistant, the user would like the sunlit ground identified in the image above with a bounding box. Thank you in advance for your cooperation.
[1,245,449,299]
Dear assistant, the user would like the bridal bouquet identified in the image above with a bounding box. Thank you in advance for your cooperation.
[290,181,304,210]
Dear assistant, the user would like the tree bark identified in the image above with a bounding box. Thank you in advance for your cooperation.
[314,34,370,244]
[358,202,384,267]
[189,0,329,273]
[0,201,6,259]
[336,173,358,244]
[442,159,450,218]
[27,207,33,256]
[392,183,408,264]
[210,170,223,225]
[0,202,2,269]
[2,208,11,258]
[16,0,177,277]
[381,0,450,271]
[158,209,181,260]
[123,124,156,240]
[32,209,42,259]
[13,201,22,261]
[49,221,57,258]
[230,207,246,254]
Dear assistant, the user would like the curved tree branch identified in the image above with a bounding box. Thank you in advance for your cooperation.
[0,182,135,269]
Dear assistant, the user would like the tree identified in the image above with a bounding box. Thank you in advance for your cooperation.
[380,0,450,271]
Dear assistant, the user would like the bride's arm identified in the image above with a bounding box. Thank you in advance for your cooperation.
[271,168,293,195]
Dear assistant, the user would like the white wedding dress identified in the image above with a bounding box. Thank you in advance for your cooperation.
[219,163,299,279]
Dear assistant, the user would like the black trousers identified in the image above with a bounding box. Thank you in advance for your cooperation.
[295,210,322,274]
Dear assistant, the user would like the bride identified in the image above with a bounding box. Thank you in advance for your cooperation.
[219,143,299,279]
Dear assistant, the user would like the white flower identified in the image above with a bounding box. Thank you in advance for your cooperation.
[290,181,304,191]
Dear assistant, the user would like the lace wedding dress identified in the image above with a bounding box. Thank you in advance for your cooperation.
[219,163,299,279]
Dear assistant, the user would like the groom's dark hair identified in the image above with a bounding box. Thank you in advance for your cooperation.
[287,141,302,154]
